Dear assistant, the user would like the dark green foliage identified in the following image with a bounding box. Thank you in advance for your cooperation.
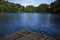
[36,4,49,13]
[0,0,59,13]
[0,0,24,13]
[0,0,49,13]
[50,0,60,13]
[24,5,36,12]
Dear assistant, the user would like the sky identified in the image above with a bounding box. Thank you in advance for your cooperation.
[8,0,55,7]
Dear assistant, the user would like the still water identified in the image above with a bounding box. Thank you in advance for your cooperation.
[0,13,60,38]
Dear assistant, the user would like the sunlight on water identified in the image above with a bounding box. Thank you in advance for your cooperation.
[0,13,60,38]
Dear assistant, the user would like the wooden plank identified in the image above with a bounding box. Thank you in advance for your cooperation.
[0,30,56,40]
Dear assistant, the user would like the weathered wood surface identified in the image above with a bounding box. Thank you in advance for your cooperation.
[0,30,56,40]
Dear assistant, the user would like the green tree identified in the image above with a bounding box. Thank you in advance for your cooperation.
[17,6,24,12]
[24,5,36,12]
[36,4,49,13]
[50,0,60,13]
[0,0,25,13]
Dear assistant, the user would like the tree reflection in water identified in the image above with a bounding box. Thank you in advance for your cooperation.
[50,14,60,28]
[50,14,60,39]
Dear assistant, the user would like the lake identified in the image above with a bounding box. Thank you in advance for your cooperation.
[0,13,60,38]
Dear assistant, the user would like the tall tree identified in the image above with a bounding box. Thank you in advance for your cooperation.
[50,0,60,13]
[24,5,36,12]
[36,4,49,13]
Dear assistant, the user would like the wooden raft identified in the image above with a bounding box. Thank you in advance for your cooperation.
[0,30,56,40]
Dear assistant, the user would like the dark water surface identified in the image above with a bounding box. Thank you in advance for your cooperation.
[0,13,60,38]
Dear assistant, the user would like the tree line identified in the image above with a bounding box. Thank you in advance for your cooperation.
[50,0,60,13]
[0,0,60,13]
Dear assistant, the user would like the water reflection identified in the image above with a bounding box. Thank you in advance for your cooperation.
[0,13,60,38]
[50,14,60,28]
[50,14,60,36]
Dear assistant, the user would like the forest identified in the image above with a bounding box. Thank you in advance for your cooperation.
[0,0,60,13]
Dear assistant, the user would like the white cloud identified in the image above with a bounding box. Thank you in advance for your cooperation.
[8,0,55,7]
